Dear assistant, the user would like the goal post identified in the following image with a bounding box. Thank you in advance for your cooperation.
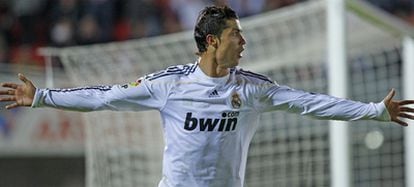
[38,0,414,186]
[403,36,414,187]
[327,1,350,187]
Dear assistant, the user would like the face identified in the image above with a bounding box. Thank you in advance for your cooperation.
[215,19,246,68]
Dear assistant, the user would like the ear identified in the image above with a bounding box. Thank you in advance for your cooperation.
[206,34,219,49]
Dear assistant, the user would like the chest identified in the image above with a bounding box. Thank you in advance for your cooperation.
[168,83,247,111]
[161,82,256,132]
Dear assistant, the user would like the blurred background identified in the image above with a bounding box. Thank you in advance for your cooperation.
[0,0,413,187]
[0,0,413,66]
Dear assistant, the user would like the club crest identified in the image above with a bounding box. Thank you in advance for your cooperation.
[231,92,242,109]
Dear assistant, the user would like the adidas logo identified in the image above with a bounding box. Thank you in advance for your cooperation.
[208,89,219,97]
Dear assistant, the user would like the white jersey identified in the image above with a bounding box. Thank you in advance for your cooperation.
[32,62,390,187]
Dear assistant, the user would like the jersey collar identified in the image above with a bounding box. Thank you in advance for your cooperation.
[193,61,230,85]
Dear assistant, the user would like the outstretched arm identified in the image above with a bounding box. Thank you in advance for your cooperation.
[383,89,414,126]
[0,73,36,109]
[1,73,167,112]
[259,84,414,127]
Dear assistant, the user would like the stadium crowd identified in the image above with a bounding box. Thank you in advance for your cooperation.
[0,0,413,66]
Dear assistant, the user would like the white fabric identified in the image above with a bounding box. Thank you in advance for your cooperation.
[32,62,390,187]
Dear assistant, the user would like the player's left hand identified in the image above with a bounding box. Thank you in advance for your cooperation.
[383,88,414,126]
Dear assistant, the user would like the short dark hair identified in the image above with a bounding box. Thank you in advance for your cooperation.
[194,6,238,55]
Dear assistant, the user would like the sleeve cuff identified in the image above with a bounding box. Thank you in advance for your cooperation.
[31,88,43,108]
[376,101,391,121]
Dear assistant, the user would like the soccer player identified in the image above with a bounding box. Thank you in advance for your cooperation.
[1,6,414,187]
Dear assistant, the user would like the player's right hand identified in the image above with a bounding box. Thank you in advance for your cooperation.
[0,73,36,109]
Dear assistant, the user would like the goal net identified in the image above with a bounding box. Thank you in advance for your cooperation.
[40,0,412,186]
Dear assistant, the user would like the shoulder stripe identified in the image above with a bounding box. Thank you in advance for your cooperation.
[237,69,273,83]
[49,85,113,92]
[146,63,198,81]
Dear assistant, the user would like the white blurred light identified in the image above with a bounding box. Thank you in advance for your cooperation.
[364,130,384,150]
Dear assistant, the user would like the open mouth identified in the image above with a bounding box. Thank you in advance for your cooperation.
[238,49,244,58]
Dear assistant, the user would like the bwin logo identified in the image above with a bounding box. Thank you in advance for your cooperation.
[184,112,239,131]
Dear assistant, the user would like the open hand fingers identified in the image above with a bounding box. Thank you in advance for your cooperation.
[1,74,33,90]
[5,103,18,110]
[384,89,396,103]
[18,73,34,86]
[400,107,414,113]
[0,89,15,95]
[1,83,18,89]
[399,100,414,105]
[0,96,16,102]
[398,113,414,120]
[18,73,28,82]
[392,118,408,126]
[397,101,414,122]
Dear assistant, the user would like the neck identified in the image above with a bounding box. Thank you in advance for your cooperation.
[198,55,229,77]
